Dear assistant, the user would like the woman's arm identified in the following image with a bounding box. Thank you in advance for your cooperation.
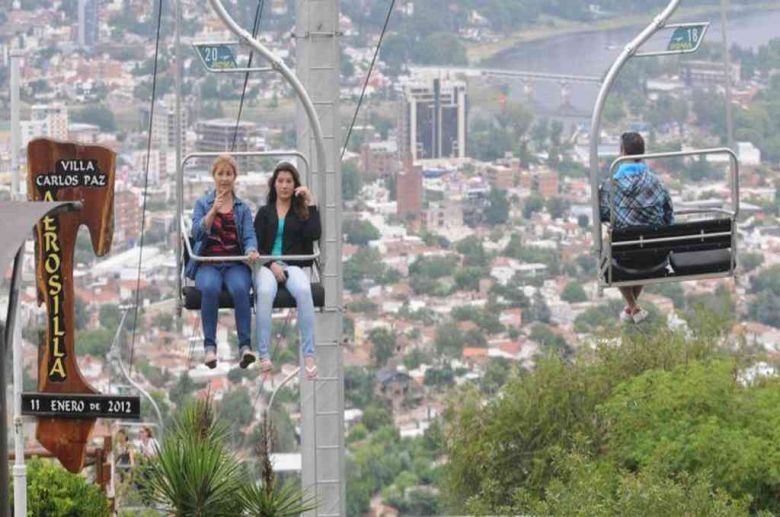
[192,197,217,241]
[240,206,258,254]
[301,205,322,242]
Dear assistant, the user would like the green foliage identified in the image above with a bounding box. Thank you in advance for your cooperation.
[344,248,395,293]
[485,188,510,226]
[342,160,363,201]
[442,308,777,515]
[560,282,587,303]
[344,218,380,245]
[456,236,489,267]
[143,398,245,516]
[345,367,376,409]
[151,312,174,332]
[72,104,117,132]
[362,403,393,432]
[75,296,89,331]
[529,323,572,357]
[19,457,110,516]
[370,328,397,367]
[99,304,121,330]
[76,328,114,357]
[522,194,544,219]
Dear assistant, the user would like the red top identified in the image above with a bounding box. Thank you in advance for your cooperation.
[204,212,240,257]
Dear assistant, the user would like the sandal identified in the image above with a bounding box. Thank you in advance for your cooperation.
[260,357,273,373]
[204,350,217,369]
[304,357,317,380]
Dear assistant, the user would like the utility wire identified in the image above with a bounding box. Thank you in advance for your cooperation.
[341,0,396,159]
[129,0,165,374]
[232,0,266,151]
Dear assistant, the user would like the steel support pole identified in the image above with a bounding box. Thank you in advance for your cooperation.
[174,0,184,320]
[3,248,24,517]
[589,0,682,256]
[295,0,345,514]
[9,49,27,517]
[720,0,734,150]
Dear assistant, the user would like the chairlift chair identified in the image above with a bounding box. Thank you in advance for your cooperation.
[598,148,739,288]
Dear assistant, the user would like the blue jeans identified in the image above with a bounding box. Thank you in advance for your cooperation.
[195,263,252,352]
[255,265,315,359]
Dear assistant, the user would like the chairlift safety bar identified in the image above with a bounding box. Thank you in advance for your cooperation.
[181,150,312,187]
[180,215,320,264]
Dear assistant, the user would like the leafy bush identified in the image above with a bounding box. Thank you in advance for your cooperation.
[19,457,110,517]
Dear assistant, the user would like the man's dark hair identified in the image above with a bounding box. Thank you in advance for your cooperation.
[621,132,645,157]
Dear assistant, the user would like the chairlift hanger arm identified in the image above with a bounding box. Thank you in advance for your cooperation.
[208,0,328,266]
[589,0,683,256]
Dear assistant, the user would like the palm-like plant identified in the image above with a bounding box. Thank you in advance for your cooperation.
[142,397,245,516]
[240,411,317,517]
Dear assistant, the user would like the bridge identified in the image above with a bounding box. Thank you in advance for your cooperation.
[408,65,602,85]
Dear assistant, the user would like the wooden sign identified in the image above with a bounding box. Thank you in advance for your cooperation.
[27,138,116,473]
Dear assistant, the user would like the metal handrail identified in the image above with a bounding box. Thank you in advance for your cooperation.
[181,150,312,187]
[607,147,741,225]
[180,215,320,264]
[611,231,732,248]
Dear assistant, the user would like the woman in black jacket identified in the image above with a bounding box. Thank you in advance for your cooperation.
[254,162,321,379]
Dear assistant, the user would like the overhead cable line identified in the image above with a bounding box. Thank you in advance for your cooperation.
[341,0,397,159]
[232,0,266,151]
[129,0,165,374]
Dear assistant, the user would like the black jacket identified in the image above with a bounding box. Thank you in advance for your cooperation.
[254,204,321,267]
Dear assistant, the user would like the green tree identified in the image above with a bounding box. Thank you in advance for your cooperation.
[443,315,776,514]
[152,312,174,332]
[344,218,380,245]
[561,282,587,303]
[19,457,110,516]
[75,296,89,331]
[345,367,375,409]
[522,195,544,219]
[485,188,510,225]
[369,328,397,367]
[76,328,114,357]
[362,403,392,432]
[72,104,117,132]
[342,160,362,201]
[434,322,466,357]
[99,303,121,330]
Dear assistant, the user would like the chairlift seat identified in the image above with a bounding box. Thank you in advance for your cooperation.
[606,218,734,283]
[669,249,732,276]
[182,284,325,310]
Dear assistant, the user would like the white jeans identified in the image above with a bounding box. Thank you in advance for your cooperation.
[255,265,315,359]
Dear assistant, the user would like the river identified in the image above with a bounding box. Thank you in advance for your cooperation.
[484,8,780,119]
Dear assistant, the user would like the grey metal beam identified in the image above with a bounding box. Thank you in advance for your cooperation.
[296,0,345,513]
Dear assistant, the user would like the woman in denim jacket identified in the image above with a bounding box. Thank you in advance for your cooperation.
[186,155,259,368]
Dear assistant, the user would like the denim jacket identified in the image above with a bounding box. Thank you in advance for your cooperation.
[185,190,258,279]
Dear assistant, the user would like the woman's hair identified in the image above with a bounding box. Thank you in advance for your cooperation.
[267,161,309,221]
[211,154,239,178]
[142,426,154,438]
[116,429,127,440]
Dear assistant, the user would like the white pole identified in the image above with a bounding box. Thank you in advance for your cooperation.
[10,49,27,517]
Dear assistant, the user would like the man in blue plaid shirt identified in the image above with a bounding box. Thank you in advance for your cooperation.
[599,132,674,323]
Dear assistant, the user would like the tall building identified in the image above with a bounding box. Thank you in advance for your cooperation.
[396,160,422,221]
[194,119,260,171]
[78,0,99,48]
[400,78,467,162]
[114,185,141,249]
[153,97,187,151]
[29,104,69,142]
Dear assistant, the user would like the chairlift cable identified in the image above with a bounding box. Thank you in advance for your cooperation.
[129,0,165,374]
[340,0,396,159]
[232,0,266,152]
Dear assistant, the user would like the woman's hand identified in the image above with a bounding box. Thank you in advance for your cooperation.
[246,250,260,264]
[213,189,232,213]
[270,262,286,283]
[294,186,314,206]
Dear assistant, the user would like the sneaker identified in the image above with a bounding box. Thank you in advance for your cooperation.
[619,309,633,323]
[632,308,649,324]
[304,356,317,380]
[239,347,256,369]
[204,350,217,369]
